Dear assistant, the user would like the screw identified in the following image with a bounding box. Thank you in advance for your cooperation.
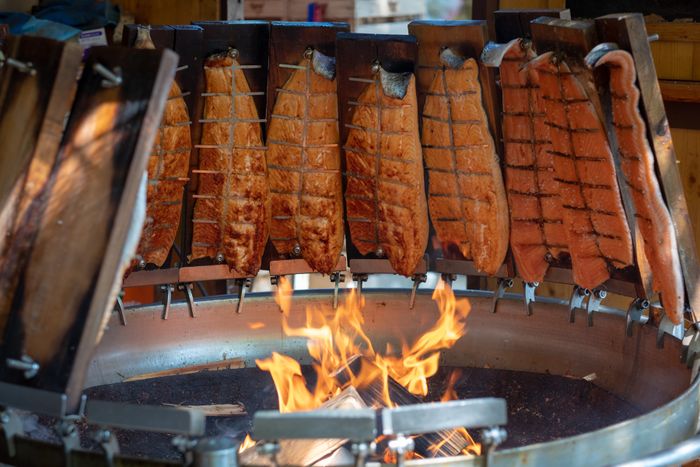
[292,244,302,256]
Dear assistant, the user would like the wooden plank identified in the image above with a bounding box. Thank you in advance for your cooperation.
[0,45,178,410]
[471,0,499,39]
[493,8,571,43]
[269,256,347,276]
[530,17,650,296]
[336,33,418,273]
[645,22,700,43]
[596,13,700,322]
[659,80,700,104]
[112,0,221,24]
[0,37,82,339]
[408,20,514,278]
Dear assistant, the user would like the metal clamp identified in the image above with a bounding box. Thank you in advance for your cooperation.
[524,282,538,316]
[657,312,684,349]
[330,272,345,310]
[236,278,253,314]
[94,429,120,467]
[350,440,375,467]
[586,289,607,326]
[353,273,369,299]
[387,435,414,467]
[481,426,508,467]
[441,273,457,288]
[490,278,513,314]
[93,63,122,88]
[0,409,23,457]
[256,441,281,467]
[569,286,590,323]
[626,298,650,336]
[114,291,126,326]
[160,284,174,320]
[6,355,39,379]
[409,274,428,310]
[178,283,197,317]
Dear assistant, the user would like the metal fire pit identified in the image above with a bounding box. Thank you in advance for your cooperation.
[83,288,699,467]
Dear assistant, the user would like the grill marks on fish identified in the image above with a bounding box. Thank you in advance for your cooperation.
[267,55,343,274]
[595,50,684,323]
[500,40,567,283]
[133,29,192,267]
[191,51,270,276]
[532,52,633,290]
[422,56,508,276]
[345,72,428,277]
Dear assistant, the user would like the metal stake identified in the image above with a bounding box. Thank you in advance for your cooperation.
[236,278,253,314]
[353,273,368,300]
[626,297,650,336]
[114,292,126,325]
[351,441,375,467]
[586,289,607,326]
[0,409,22,457]
[6,355,39,379]
[568,286,590,323]
[409,274,427,310]
[387,435,414,467]
[524,282,538,316]
[94,429,119,467]
[93,63,122,88]
[490,278,513,314]
[178,283,197,317]
[330,272,345,310]
[161,284,174,320]
[657,313,684,349]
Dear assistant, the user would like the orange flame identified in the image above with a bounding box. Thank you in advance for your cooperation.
[238,434,255,453]
[255,278,479,455]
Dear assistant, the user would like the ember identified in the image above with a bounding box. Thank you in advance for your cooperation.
[249,278,479,457]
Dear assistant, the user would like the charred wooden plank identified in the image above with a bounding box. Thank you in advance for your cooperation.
[0,45,178,410]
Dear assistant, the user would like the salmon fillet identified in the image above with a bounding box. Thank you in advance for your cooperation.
[499,39,567,282]
[133,28,191,268]
[422,50,509,276]
[191,50,269,276]
[267,51,343,274]
[595,50,684,323]
[531,52,633,289]
[345,69,428,277]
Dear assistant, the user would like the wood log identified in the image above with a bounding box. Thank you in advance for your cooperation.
[334,356,471,457]
[240,386,368,466]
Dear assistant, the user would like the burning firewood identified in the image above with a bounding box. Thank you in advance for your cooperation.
[334,356,474,458]
[239,386,368,466]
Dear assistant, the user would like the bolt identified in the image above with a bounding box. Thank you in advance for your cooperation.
[292,244,302,256]
[371,61,380,74]
[375,247,384,258]
[215,253,225,263]
[304,47,314,59]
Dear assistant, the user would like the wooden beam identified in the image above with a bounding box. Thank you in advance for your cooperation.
[493,8,571,42]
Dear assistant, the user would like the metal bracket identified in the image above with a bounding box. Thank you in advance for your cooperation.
[6,354,39,379]
[56,417,80,459]
[626,297,650,336]
[481,426,508,467]
[409,274,427,310]
[85,399,206,436]
[330,272,345,310]
[350,441,375,467]
[178,283,196,317]
[257,441,281,467]
[353,273,369,299]
[235,278,253,314]
[586,289,607,326]
[114,292,126,326]
[0,409,23,457]
[441,273,457,288]
[490,278,513,314]
[524,282,538,316]
[94,429,120,467]
[657,313,684,349]
[160,284,174,320]
[387,435,414,467]
[0,51,36,76]
[569,286,590,323]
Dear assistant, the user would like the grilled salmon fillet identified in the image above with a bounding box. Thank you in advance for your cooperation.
[531,52,633,289]
[345,69,428,277]
[267,50,343,274]
[191,49,269,276]
[133,27,192,268]
[595,49,684,323]
[422,49,508,276]
[499,39,567,282]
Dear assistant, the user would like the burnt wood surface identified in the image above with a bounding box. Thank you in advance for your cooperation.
[408,20,514,279]
[0,37,82,347]
[595,13,700,321]
[0,45,178,410]
[494,9,571,43]
[336,32,420,275]
[264,21,349,271]
[529,17,650,297]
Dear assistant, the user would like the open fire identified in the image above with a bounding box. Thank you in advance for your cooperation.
[242,278,481,459]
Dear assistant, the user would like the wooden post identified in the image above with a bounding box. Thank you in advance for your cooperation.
[595,13,700,323]
[493,8,571,43]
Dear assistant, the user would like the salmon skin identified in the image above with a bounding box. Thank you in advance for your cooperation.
[267,49,344,274]
[191,49,270,276]
[132,27,192,268]
[593,49,684,323]
[531,52,633,290]
[499,39,567,283]
[422,48,509,276]
[344,67,428,277]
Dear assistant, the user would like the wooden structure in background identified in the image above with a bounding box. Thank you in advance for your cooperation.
[111,0,222,25]
[0,45,177,410]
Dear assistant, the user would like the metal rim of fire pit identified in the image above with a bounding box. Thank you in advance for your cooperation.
[85,289,700,467]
